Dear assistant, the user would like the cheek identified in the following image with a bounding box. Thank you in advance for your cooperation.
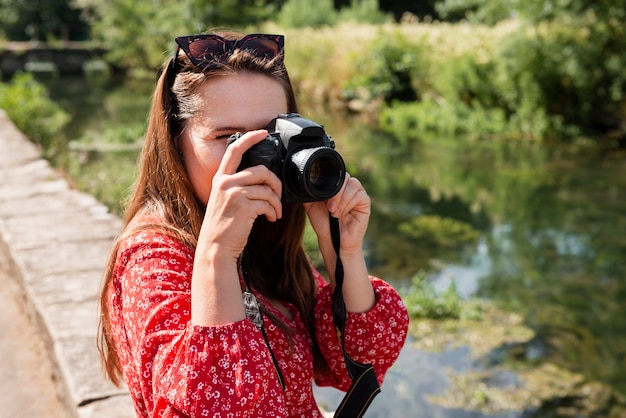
[181,138,226,204]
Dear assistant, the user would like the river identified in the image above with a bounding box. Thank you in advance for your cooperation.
[44,75,626,417]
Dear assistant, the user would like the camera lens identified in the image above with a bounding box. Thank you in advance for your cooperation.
[288,147,345,201]
[308,160,326,186]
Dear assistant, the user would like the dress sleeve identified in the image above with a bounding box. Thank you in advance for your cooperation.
[313,276,409,391]
[111,230,285,417]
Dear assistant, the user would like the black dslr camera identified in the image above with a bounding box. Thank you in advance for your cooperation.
[227,113,346,203]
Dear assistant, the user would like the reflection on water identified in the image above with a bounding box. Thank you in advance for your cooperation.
[45,77,626,415]
[317,114,626,413]
[314,342,510,418]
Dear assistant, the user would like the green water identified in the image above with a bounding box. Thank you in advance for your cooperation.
[45,76,626,416]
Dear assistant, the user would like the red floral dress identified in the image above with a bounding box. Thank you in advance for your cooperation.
[108,227,409,417]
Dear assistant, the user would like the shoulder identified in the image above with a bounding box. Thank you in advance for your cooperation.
[116,217,195,268]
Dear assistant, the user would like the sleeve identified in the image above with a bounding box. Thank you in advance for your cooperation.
[111,230,286,417]
[313,276,409,391]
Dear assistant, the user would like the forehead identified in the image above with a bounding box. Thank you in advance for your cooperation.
[195,72,288,130]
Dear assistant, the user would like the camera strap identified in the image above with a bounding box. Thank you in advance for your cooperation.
[240,215,380,415]
[239,254,286,390]
[329,215,381,417]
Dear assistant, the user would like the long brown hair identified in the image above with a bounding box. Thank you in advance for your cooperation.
[98,31,326,386]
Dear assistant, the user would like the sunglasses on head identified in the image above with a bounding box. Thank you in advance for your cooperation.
[173,33,285,69]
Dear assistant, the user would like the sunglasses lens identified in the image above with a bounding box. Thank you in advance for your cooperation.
[186,38,226,63]
[239,37,282,60]
[177,34,283,68]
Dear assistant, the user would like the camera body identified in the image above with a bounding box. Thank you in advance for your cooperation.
[228,113,346,203]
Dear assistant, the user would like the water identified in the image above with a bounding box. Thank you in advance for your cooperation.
[44,76,626,416]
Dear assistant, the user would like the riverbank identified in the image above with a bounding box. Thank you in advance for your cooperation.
[4,88,626,416]
[0,109,134,417]
[0,109,342,417]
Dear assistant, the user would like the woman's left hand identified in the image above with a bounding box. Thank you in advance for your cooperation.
[304,173,370,258]
[305,173,375,311]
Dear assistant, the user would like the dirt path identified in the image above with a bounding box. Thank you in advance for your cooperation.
[0,268,68,418]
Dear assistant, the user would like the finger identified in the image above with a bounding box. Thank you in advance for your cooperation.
[232,194,281,222]
[235,165,283,203]
[220,165,283,219]
[341,187,370,219]
[219,130,269,175]
[236,183,283,221]
[326,173,351,215]
[303,200,330,229]
[331,176,369,218]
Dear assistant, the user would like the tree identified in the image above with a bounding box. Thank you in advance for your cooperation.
[334,0,440,21]
[72,0,284,71]
[0,0,90,41]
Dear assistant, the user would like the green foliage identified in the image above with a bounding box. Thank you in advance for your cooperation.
[337,0,391,25]
[73,0,282,72]
[41,0,623,144]
[277,0,390,29]
[510,0,625,24]
[436,0,626,25]
[402,273,462,320]
[436,0,513,24]
[277,0,337,28]
[74,0,187,74]
[375,10,626,142]
[379,97,511,143]
[64,149,138,216]
[342,29,424,104]
[187,0,279,27]
[375,27,560,140]
[398,215,479,250]
[73,123,145,146]
[543,13,625,129]
[477,15,624,137]
[378,0,439,21]
[0,0,90,41]
[0,73,69,156]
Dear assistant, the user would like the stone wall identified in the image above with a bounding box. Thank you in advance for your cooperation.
[0,109,134,417]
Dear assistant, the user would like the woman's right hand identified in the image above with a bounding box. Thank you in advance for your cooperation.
[191,129,282,326]
[199,129,283,262]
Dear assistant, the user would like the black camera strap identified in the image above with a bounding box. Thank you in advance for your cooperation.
[239,215,380,416]
[239,254,286,390]
[329,215,381,417]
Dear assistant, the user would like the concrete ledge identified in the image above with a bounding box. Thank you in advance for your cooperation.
[0,110,135,417]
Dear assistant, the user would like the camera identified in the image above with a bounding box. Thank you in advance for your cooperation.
[227,113,346,203]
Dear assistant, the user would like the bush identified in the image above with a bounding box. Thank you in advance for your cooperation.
[277,0,391,29]
[375,14,625,142]
[72,123,145,146]
[342,29,425,104]
[403,273,462,320]
[338,0,391,25]
[398,215,479,249]
[0,72,70,156]
[277,23,380,103]
[436,0,512,24]
[277,0,337,28]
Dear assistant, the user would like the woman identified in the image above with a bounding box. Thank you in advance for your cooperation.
[98,30,409,417]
